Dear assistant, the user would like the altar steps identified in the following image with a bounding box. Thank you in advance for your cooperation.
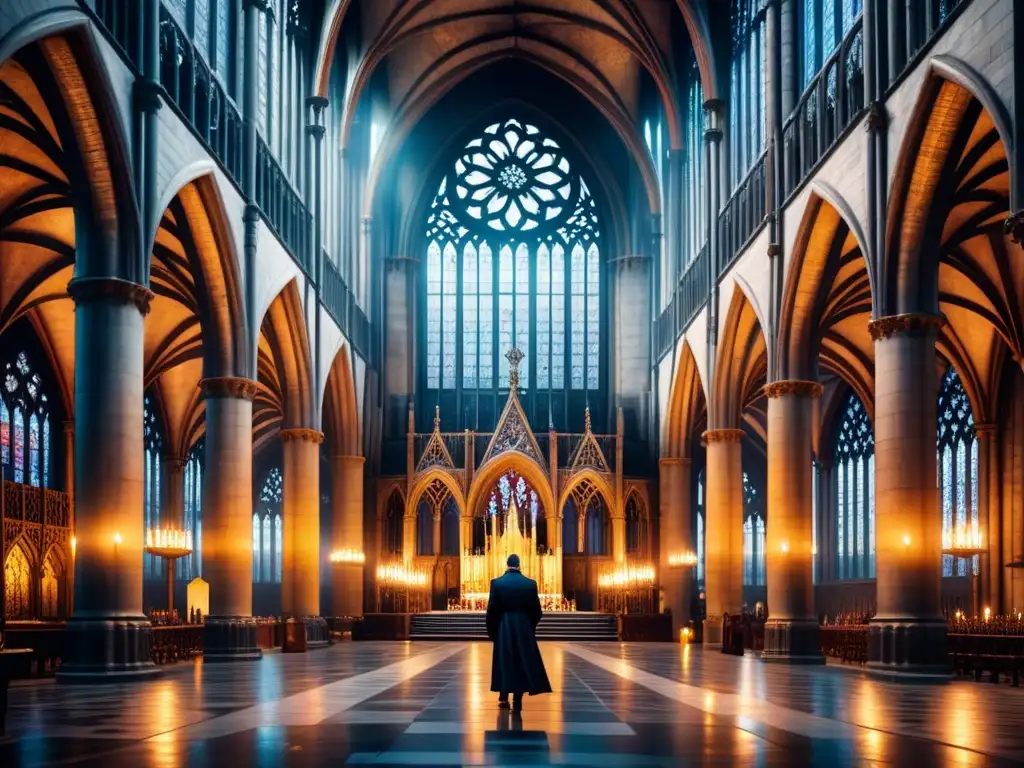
[409,611,618,641]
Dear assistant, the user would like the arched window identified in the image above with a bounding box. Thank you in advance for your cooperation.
[4,543,30,620]
[800,0,863,88]
[937,366,979,578]
[416,500,434,556]
[182,442,204,580]
[684,59,706,261]
[2,350,54,488]
[563,498,580,555]
[742,471,766,586]
[41,553,60,618]
[255,467,283,583]
[625,492,647,557]
[729,0,768,190]
[143,396,164,578]
[834,392,875,580]
[585,497,610,556]
[424,117,603,427]
[441,497,460,556]
[383,489,404,556]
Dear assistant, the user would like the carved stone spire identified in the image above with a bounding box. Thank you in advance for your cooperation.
[584,406,592,434]
[506,346,524,392]
[433,405,441,432]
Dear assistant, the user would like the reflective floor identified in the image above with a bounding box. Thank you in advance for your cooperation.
[3,641,1024,766]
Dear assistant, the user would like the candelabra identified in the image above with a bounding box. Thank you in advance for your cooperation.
[145,527,194,614]
[941,522,986,616]
[597,563,656,614]
[329,548,366,564]
[375,562,429,613]
[667,551,698,568]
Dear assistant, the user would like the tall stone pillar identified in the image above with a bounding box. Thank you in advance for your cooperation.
[59,278,156,681]
[201,377,260,661]
[763,381,823,663]
[611,513,626,563]
[659,457,693,636]
[281,428,323,618]
[974,423,998,612]
[868,314,948,677]
[64,422,75,617]
[432,510,442,556]
[330,455,365,617]
[702,429,745,647]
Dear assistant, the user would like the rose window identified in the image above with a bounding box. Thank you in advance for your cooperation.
[451,119,578,235]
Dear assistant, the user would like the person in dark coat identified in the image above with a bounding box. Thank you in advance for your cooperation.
[486,554,552,710]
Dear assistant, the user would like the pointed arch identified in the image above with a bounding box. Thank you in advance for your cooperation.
[407,469,466,520]
[322,343,360,457]
[713,284,768,430]
[557,469,616,518]
[663,340,707,458]
[468,453,556,524]
[255,280,315,447]
[778,185,875,404]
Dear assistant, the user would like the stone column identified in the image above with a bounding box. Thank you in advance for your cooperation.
[58,278,156,682]
[762,381,824,663]
[974,423,998,612]
[330,455,365,618]
[702,428,745,647]
[868,314,948,678]
[64,421,75,617]
[201,377,261,661]
[281,428,323,618]
[659,457,693,637]
[611,512,626,563]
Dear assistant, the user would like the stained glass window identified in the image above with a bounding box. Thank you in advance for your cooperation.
[255,467,283,583]
[684,62,706,264]
[742,471,766,586]
[833,392,874,580]
[194,0,210,59]
[181,444,204,580]
[696,470,705,585]
[730,0,767,190]
[937,366,978,577]
[12,408,24,483]
[424,117,602,402]
[802,0,863,88]
[2,348,54,489]
[143,396,165,578]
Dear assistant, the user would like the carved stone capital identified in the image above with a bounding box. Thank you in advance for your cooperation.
[305,124,326,141]
[763,380,823,399]
[868,313,945,341]
[702,428,745,445]
[133,78,164,114]
[67,277,154,316]
[866,100,888,133]
[658,457,692,468]
[280,428,325,445]
[767,242,782,259]
[202,377,258,401]
[1004,210,1024,245]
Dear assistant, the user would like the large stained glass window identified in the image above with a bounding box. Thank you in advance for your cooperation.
[144,396,164,579]
[2,350,53,488]
[683,59,706,261]
[424,118,602,417]
[729,0,767,190]
[937,366,979,578]
[801,0,863,88]
[254,467,283,583]
[742,471,766,586]
[834,392,875,580]
[696,469,705,586]
[181,442,204,580]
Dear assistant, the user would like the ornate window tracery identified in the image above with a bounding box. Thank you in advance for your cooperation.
[800,0,863,88]
[834,392,875,580]
[253,467,283,583]
[730,0,768,190]
[937,366,978,578]
[684,59,706,261]
[625,492,648,557]
[742,471,766,586]
[424,118,602,423]
[181,442,204,580]
[2,350,53,489]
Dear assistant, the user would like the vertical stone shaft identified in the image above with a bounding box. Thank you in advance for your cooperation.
[763,381,823,663]
[659,457,693,636]
[702,429,745,646]
[868,314,948,676]
[201,378,260,661]
[331,455,365,617]
[60,278,155,680]
[282,428,323,617]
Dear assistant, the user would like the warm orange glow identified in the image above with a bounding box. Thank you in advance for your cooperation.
[984,607,991,622]
[71,535,77,555]
[942,522,984,552]
[780,541,790,554]
[668,551,698,567]
[598,564,655,589]
[680,627,693,644]
[376,562,428,587]
[113,532,123,545]
[901,533,911,547]
[329,548,366,564]
[145,527,193,555]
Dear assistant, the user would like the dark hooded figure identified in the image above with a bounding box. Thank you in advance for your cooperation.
[486,554,552,710]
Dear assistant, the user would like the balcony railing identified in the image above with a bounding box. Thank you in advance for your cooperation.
[159,7,244,188]
[323,256,371,361]
[255,137,313,277]
[92,0,141,67]
[891,0,972,87]
[782,18,865,202]
[655,243,709,362]
[718,151,768,272]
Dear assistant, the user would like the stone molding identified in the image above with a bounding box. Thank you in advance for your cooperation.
[1005,211,1024,245]
[701,428,745,444]
[763,380,823,399]
[973,422,998,435]
[202,377,258,401]
[658,457,692,467]
[280,428,325,444]
[305,124,326,141]
[67,277,154,316]
[766,242,781,259]
[332,454,366,464]
[868,313,945,341]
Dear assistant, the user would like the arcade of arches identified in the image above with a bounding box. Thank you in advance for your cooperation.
[0,0,1022,696]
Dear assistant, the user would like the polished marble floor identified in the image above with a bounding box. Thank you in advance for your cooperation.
[3,641,1024,766]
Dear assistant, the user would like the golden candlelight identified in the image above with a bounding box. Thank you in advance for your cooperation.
[329,548,366,564]
[598,564,655,589]
[667,551,698,567]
